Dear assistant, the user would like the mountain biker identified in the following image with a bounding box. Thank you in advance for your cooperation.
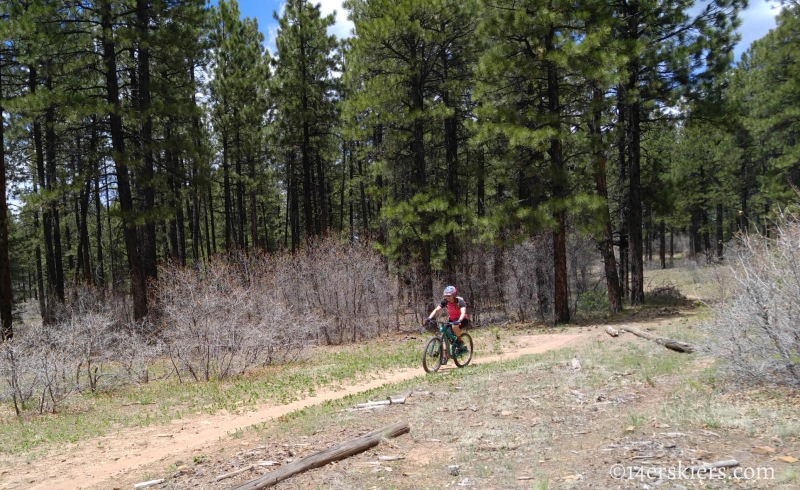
[424,286,469,354]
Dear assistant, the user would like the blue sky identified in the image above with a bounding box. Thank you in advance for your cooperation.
[219,0,781,60]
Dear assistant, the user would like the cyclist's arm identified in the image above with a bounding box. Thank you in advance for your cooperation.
[456,297,466,323]
[427,305,442,319]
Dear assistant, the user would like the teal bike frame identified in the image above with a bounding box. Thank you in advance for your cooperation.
[421,320,473,373]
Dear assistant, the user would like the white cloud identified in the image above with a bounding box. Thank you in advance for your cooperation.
[315,0,355,40]
[736,1,781,57]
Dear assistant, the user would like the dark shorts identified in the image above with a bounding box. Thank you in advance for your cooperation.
[446,318,469,337]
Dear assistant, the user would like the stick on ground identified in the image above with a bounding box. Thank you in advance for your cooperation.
[229,421,411,490]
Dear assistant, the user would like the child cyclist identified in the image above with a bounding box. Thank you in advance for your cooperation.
[425,285,468,354]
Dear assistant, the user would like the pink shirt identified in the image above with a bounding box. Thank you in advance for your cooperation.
[439,297,468,321]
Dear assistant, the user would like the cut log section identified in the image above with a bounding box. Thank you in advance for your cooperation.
[619,325,696,353]
[230,421,411,490]
[605,326,619,337]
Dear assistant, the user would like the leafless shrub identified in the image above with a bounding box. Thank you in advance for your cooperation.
[112,324,165,385]
[156,257,310,382]
[0,341,39,416]
[701,215,800,388]
[502,234,554,323]
[567,232,599,315]
[266,237,396,344]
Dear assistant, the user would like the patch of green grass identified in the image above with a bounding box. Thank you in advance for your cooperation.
[627,413,646,427]
[779,468,799,484]
[530,479,550,490]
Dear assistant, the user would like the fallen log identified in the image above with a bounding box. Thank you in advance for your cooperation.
[619,325,696,353]
[605,326,619,337]
[229,421,411,490]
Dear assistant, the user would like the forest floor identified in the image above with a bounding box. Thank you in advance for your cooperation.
[1,262,799,490]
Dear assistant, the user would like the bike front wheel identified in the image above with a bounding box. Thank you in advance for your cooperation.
[422,336,444,373]
[453,333,473,368]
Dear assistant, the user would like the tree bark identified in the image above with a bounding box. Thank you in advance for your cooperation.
[716,203,723,260]
[101,0,147,319]
[249,156,259,250]
[546,27,569,324]
[92,121,105,289]
[628,97,644,305]
[316,150,328,236]
[590,83,622,313]
[235,124,245,249]
[0,66,13,339]
[616,94,629,299]
[222,134,232,251]
[136,0,157,306]
[44,79,65,303]
[289,151,300,252]
[659,219,666,269]
[33,179,46,316]
[31,68,56,323]
[620,325,696,353]
[78,175,92,284]
[625,2,645,306]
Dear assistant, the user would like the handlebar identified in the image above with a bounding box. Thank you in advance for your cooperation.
[427,320,460,328]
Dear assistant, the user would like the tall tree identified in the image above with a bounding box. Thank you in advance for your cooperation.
[476,0,613,323]
[272,0,339,242]
[344,0,481,298]
[0,5,14,338]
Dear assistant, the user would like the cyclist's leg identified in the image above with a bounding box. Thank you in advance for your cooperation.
[453,319,468,342]
[452,323,462,340]
[455,320,470,351]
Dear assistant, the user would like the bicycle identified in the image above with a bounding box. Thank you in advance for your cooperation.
[421,321,473,373]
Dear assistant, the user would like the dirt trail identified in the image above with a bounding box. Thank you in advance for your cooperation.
[0,331,593,490]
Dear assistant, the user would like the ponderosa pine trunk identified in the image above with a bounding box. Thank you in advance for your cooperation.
[136,0,157,306]
[659,219,666,269]
[546,27,570,324]
[411,67,433,298]
[716,204,724,259]
[590,84,622,313]
[0,65,13,339]
[101,0,147,319]
[624,2,645,306]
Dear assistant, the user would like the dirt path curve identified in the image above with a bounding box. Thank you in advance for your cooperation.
[2,332,589,490]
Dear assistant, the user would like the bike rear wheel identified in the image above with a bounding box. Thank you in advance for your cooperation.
[453,333,473,368]
[422,337,444,373]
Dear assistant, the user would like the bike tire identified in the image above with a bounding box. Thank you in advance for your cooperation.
[453,333,473,368]
[422,337,444,373]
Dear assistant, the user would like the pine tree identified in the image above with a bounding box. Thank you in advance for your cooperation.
[0,2,15,338]
[208,0,269,252]
[476,0,620,323]
[272,0,339,244]
[344,0,481,298]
